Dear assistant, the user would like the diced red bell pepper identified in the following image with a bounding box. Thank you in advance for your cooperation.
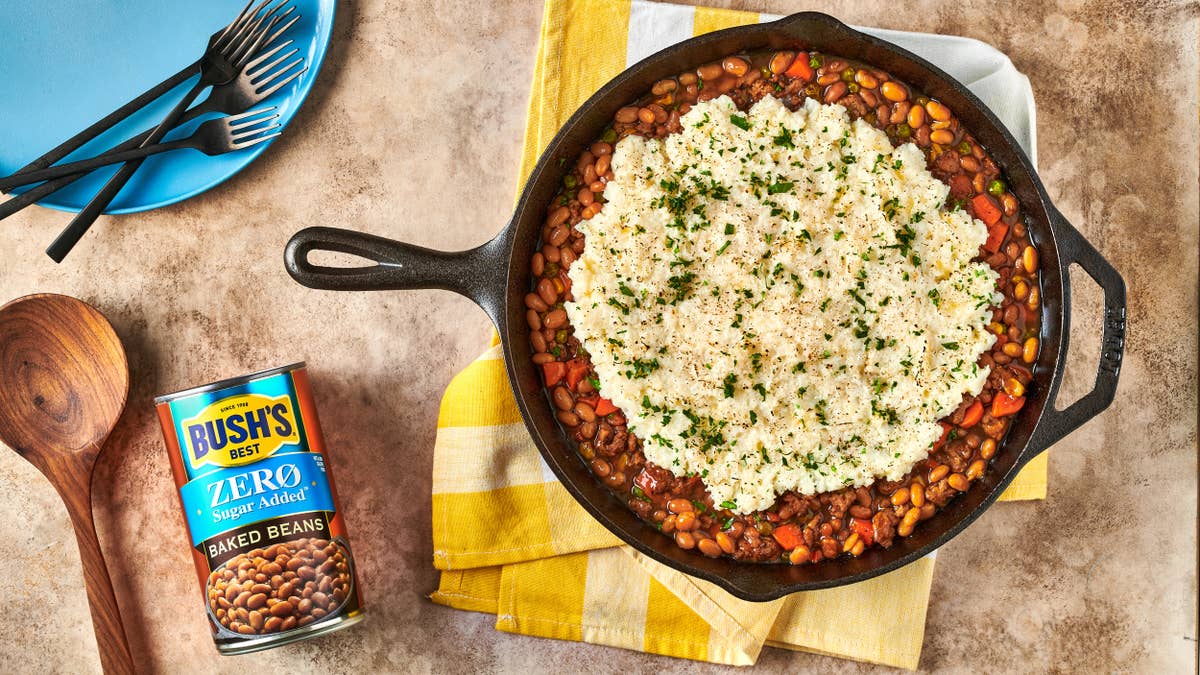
[983,222,1009,254]
[971,193,1002,226]
[593,397,619,416]
[542,361,566,386]
[785,54,814,81]
[565,359,590,390]
[992,392,1026,417]
[851,517,875,546]
[771,523,804,551]
[558,269,572,294]
[961,400,984,428]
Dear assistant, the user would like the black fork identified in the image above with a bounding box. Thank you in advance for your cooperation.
[45,0,300,263]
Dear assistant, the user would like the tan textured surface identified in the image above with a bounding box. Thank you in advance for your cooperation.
[0,0,1195,672]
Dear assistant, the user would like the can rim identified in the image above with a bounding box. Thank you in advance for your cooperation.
[153,362,307,404]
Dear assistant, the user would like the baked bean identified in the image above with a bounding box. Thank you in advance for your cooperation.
[676,511,698,531]
[906,103,925,129]
[722,56,749,77]
[926,99,951,121]
[930,129,954,146]
[575,401,596,422]
[981,438,997,460]
[661,514,677,533]
[817,71,841,86]
[552,386,573,410]
[615,106,639,123]
[675,531,697,550]
[966,460,986,480]
[890,487,910,506]
[880,81,907,101]
[1023,337,1039,363]
[544,309,567,329]
[698,538,723,557]
[590,458,611,478]
[590,141,612,157]
[667,498,694,514]
[595,154,611,176]
[843,532,861,553]
[637,107,655,124]
[947,473,969,491]
[651,79,677,96]
[542,243,561,264]
[929,465,949,483]
[698,62,724,80]
[849,505,872,519]
[716,532,736,554]
[910,482,926,508]
[788,546,812,565]
[769,51,796,74]
[824,81,848,103]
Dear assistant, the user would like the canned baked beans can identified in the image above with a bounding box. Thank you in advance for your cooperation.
[155,363,364,654]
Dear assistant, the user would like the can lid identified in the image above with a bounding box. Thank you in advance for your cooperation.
[153,362,307,404]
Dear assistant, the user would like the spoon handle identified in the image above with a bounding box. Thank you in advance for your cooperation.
[62,486,136,675]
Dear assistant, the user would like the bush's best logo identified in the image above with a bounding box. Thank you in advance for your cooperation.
[183,393,300,469]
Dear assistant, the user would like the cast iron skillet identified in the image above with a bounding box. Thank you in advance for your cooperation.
[283,12,1127,601]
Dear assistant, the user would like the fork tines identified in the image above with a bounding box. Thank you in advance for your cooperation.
[215,1,299,72]
[227,108,283,149]
[244,40,309,96]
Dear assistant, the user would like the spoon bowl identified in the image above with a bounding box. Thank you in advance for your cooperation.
[0,293,134,674]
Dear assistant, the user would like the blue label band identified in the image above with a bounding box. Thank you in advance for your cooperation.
[180,451,335,545]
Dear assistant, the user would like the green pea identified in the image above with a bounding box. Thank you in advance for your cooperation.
[987,179,1006,196]
[841,68,855,83]
[809,55,823,68]
[896,123,912,138]
[544,262,560,277]
[956,141,972,155]
[564,174,577,189]
[601,128,617,143]
[555,329,568,344]
[847,82,860,94]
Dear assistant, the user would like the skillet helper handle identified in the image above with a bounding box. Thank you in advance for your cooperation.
[284,226,508,324]
[1025,207,1127,455]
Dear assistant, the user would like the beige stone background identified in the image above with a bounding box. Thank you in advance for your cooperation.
[1,0,1196,672]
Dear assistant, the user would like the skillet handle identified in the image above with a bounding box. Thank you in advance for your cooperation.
[284,226,509,326]
[1022,207,1126,458]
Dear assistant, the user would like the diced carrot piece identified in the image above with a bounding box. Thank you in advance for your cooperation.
[785,54,813,81]
[851,517,875,546]
[565,359,590,390]
[771,523,804,551]
[972,193,1002,226]
[961,400,984,428]
[983,222,1009,254]
[992,392,1026,417]
[593,397,619,416]
[542,361,567,386]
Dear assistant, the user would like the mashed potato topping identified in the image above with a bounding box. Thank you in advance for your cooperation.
[565,95,1000,514]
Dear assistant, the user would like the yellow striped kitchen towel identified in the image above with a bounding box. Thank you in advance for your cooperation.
[431,0,1046,669]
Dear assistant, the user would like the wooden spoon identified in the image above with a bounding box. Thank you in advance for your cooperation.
[0,294,134,674]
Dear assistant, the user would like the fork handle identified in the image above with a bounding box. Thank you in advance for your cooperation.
[0,101,214,222]
[0,140,194,191]
[3,60,201,185]
[46,81,208,263]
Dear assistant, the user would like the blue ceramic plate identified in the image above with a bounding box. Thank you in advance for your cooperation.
[0,0,335,214]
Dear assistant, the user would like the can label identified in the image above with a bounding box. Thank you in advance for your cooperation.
[157,365,362,651]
